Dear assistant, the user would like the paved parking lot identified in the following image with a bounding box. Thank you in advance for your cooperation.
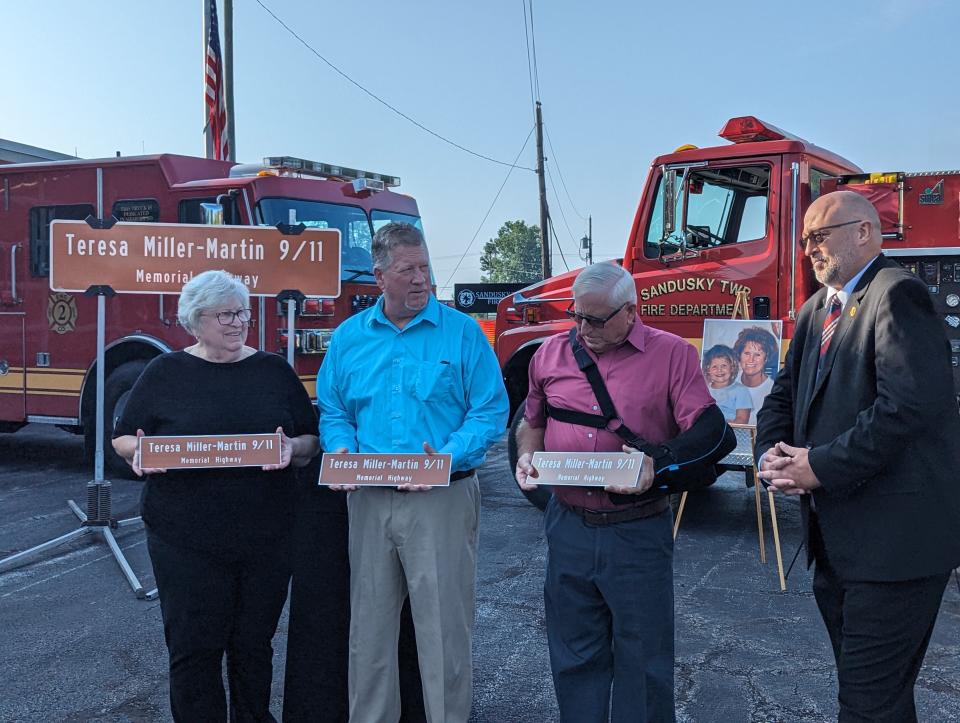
[1,424,958,722]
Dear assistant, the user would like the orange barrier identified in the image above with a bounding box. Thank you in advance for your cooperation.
[477,318,496,346]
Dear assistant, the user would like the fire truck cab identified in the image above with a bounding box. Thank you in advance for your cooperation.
[0,153,420,473]
[495,116,960,504]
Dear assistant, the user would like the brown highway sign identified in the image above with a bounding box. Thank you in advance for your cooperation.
[529,452,645,487]
[139,433,283,469]
[49,221,341,296]
[318,453,453,487]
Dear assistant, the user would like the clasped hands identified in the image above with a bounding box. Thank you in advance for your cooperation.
[329,442,438,493]
[758,442,821,495]
[515,444,655,496]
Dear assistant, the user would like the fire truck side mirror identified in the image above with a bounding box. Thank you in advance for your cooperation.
[201,192,239,226]
[662,168,676,238]
[201,202,224,225]
[216,192,238,225]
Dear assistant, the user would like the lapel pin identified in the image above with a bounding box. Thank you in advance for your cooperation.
[849,306,857,317]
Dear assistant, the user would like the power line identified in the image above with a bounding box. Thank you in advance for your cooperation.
[546,163,579,254]
[544,127,587,221]
[432,251,483,261]
[548,215,570,272]
[525,0,541,103]
[439,127,537,295]
[435,256,543,273]
[253,0,535,172]
[521,0,537,116]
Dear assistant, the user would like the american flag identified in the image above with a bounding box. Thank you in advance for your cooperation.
[205,0,229,160]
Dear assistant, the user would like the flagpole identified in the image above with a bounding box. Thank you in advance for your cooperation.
[224,0,235,161]
[203,0,213,158]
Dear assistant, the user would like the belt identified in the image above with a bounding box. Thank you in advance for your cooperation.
[564,496,668,527]
[449,469,475,482]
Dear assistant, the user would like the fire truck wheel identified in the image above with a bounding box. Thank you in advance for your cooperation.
[507,405,551,511]
[84,360,148,480]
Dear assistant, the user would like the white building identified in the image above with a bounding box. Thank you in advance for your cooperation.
[0,139,76,163]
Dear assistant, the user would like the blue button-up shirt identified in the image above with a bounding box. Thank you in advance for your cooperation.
[317,295,509,471]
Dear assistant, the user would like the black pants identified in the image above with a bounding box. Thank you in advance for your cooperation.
[544,499,675,723]
[147,528,291,723]
[282,476,425,723]
[811,521,950,722]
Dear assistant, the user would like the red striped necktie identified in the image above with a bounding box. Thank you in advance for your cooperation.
[819,294,843,366]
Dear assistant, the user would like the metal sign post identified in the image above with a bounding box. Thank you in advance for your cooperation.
[275,223,309,368]
[277,290,306,367]
[0,216,152,599]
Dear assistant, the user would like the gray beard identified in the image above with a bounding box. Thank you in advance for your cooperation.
[813,250,850,287]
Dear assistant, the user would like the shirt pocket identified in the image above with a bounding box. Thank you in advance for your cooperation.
[414,362,456,404]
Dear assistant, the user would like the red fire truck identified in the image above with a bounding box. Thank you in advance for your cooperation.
[495,116,960,504]
[0,153,421,473]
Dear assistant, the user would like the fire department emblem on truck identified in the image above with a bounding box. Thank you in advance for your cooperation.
[919,179,944,205]
[47,293,78,334]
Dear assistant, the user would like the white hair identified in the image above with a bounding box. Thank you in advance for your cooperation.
[177,270,250,333]
[572,263,637,307]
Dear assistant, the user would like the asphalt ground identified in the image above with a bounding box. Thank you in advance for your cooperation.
[1,424,958,722]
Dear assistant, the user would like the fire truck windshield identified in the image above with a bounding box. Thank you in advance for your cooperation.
[257,199,422,281]
[371,210,422,233]
[644,164,770,259]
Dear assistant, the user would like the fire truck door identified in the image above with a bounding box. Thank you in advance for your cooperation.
[0,241,26,419]
[0,314,26,421]
[635,160,780,338]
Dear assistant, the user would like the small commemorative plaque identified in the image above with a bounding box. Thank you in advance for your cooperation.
[139,433,282,469]
[319,453,452,487]
[529,452,644,487]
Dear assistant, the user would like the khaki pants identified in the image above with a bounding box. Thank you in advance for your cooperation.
[347,475,480,723]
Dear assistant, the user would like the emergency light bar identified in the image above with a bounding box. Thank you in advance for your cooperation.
[261,156,400,187]
[718,116,803,144]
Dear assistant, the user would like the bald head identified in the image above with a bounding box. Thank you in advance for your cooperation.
[803,190,882,289]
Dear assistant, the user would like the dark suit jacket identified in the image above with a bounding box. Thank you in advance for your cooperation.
[756,255,960,581]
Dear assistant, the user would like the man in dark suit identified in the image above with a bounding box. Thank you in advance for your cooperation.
[756,190,960,722]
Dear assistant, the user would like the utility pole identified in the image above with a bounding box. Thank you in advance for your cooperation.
[535,101,551,279]
[224,0,236,161]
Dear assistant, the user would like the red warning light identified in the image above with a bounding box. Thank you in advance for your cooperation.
[719,116,798,144]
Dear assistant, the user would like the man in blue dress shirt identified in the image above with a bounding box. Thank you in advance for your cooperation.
[317,222,509,723]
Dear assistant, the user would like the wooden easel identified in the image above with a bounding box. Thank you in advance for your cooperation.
[731,289,785,590]
[731,288,751,322]
[672,289,787,591]
[733,291,768,562]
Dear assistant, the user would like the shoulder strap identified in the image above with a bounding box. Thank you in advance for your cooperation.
[545,402,607,429]
[567,328,662,458]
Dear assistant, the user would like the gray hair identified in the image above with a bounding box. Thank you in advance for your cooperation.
[177,270,250,333]
[572,263,637,307]
[372,222,427,271]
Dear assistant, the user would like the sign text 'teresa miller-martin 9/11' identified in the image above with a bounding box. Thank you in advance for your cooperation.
[49,220,341,297]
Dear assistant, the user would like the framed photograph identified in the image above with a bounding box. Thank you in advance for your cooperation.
[700,319,783,425]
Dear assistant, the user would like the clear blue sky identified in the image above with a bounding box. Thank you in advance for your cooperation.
[4,1,959,297]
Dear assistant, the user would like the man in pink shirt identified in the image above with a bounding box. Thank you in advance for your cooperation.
[515,263,728,723]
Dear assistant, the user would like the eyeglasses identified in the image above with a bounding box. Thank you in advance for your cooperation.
[203,309,252,325]
[800,219,864,247]
[565,302,627,329]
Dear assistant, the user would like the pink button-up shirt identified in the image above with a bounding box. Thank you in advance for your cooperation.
[525,320,715,510]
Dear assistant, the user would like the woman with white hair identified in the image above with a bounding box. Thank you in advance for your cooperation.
[112,269,319,722]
